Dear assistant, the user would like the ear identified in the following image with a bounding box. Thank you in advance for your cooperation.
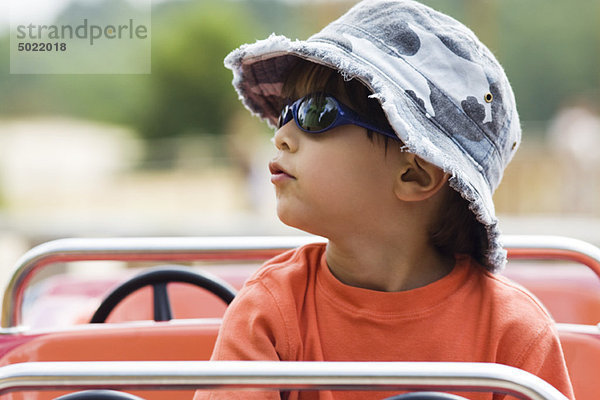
[394,154,449,202]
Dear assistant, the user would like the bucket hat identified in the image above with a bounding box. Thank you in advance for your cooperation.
[224,0,521,271]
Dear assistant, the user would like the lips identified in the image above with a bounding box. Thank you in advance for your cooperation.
[269,160,295,183]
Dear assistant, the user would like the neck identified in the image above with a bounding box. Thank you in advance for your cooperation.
[325,234,454,292]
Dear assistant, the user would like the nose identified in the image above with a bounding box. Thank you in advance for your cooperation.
[273,122,299,153]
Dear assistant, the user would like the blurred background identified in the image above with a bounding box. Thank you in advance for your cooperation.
[0,0,599,286]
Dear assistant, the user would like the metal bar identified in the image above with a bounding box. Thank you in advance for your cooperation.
[503,235,600,279]
[0,361,569,400]
[4,235,600,328]
[1,236,322,329]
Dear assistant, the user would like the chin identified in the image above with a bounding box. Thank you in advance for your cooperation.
[281,220,331,241]
[277,210,323,237]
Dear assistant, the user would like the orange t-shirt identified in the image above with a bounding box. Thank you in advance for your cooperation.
[194,243,574,400]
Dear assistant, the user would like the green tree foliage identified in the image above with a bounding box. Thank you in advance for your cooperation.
[0,0,274,135]
[0,0,151,124]
[497,0,600,122]
[137,1,257,141]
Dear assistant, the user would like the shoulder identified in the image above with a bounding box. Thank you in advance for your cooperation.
[472,266,573,397]
[477,266,554,323]
[451,256,556,337]
[230,242,326,309]
[467,260,560,357]
[246,242,327,289]
[217,243,326,359]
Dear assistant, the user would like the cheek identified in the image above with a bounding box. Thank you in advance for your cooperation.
[274,145,401,235]
[326,145,395,189]
[307,150,396,208]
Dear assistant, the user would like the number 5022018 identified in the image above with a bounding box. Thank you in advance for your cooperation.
[17,42,67,52]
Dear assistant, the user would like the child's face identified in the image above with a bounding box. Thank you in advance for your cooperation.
[269,120,406,238]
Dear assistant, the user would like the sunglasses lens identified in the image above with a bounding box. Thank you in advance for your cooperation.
[297,95,337,132]
[278,105,292,129]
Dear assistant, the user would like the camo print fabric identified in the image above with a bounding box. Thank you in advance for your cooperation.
[224,0,521,272]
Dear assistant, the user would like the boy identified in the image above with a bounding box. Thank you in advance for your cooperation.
[195,0,574,399]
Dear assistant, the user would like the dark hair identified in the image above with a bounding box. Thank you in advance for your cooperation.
[281,58,489,268]
[429,187,489,268]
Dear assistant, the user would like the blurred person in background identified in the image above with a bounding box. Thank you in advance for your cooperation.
[548,96,600,215]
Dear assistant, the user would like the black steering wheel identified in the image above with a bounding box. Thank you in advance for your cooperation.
[90,266,237,323]
[54,390,145,400]
[383,392,471,400]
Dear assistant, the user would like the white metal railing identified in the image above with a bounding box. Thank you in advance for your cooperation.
[502,235,600,276]
[3,235,600,329]
[0,361,569,400]
[0,236,322,329]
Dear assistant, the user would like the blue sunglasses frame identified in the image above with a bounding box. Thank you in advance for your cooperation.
[278,93,399,141]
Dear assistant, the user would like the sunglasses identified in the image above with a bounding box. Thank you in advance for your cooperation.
[277,93,398,140]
